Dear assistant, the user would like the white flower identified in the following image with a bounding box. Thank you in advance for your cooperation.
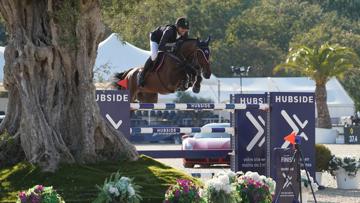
[199,188,205,197]
[300,170,318,193]
[236,171,244,176]
[259,175,267,181]
[237,178,245,184]
[223,184,232,194]
[108,186,120,196]
[127,184,135,196]
[227,171,236,178]
[218,174,230,185]
[245,171,261,182]
[264,177,276,194]
[120,177,131,183]
[206,179,222,192]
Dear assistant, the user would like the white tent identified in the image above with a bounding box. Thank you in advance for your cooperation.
[158,76,355,119]
[95,33,150,80]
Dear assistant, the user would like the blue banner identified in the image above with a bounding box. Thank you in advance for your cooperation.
[96,90,131,138]
[233,94,267,174]
[270,92,316,177]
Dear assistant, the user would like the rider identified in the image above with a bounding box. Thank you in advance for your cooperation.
[138,17,190,87]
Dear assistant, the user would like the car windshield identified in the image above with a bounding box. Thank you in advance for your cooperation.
[194,132,230,139]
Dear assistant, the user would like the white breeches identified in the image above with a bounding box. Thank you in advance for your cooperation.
[150,40,159,61]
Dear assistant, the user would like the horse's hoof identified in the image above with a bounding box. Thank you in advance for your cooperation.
[192,86,200,93]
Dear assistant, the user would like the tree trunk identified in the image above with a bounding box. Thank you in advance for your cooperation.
[0,0,138,171]
[315,83,332,129]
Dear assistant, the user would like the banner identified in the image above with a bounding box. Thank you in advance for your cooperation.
[270,92,316,177]
[233,94,267,174]
[273,148,300,203]
[96,90,130,138]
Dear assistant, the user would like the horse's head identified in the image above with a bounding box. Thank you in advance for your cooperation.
[196,36,211,79]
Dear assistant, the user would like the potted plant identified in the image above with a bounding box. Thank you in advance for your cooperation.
[329,156,360,189]
[315,144,332,184]
[201,171,240,203]
[299,170,318,203]
[17,185,65,203]
[164,179,204,203]
[94,172,142,203]
[234,171,276,203]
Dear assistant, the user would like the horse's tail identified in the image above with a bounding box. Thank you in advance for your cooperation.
[112,71,128,90]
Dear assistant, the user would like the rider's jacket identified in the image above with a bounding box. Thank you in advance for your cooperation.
[150,25,188,52]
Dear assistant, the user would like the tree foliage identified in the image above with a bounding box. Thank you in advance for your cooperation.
[100,0,360,110]
[274,44,359,128]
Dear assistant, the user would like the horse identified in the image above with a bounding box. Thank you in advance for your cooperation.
[112,37,212,103]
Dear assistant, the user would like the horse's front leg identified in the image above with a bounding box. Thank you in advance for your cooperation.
[192,75,203,93]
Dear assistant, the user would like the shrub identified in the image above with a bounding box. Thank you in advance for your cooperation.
[329,156,360,176]
[315,144,332,172]
[94,172,142,203]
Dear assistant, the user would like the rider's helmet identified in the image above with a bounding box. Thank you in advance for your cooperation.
[175,17,190,30]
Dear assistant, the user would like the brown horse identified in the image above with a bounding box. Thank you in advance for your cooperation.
[112,38,211,103]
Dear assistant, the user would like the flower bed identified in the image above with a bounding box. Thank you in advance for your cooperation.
[164,171,276,203]
[17,185,64,203]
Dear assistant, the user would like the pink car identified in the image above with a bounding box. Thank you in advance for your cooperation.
[182,123,231,168]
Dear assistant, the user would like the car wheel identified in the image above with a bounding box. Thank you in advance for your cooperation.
[183,163,194,168]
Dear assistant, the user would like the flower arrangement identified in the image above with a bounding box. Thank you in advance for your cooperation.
[300,170,318,193]
[234,171,276,203]
[16,185,64,203]
[94,172,142,203]
[164,179,203,203]
[329,156,360,177]
[201,171,240,203]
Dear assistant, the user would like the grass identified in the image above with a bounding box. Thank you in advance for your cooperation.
[0,155,202,203]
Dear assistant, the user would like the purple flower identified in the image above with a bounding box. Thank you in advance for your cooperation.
[183,185,189,193]
[18,191,27,203]
[30,192,41,203]
[174,190,180,197]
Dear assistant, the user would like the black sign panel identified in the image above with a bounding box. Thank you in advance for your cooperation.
[273,148,300,203]
[344,126,360,144]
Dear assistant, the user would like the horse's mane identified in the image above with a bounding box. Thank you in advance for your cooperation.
[177,38,199,49]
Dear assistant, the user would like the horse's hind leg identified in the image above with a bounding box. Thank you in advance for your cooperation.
[137,92,158,103]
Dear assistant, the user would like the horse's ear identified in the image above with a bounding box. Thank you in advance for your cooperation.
[206,36,211,45]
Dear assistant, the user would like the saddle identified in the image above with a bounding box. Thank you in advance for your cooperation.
[147,47,199,91]
[152,52,166,72]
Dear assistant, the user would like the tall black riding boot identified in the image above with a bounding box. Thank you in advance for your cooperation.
[138,57,153,87]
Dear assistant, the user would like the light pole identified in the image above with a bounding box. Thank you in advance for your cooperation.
[231,66,252,94]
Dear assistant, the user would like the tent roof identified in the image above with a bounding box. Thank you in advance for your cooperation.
[95,33,150,80]
[159,76,354,106]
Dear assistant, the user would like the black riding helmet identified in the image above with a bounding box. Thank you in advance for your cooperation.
[175,17,190,29]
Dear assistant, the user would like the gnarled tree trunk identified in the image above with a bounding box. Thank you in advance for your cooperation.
[0,0,138,171]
